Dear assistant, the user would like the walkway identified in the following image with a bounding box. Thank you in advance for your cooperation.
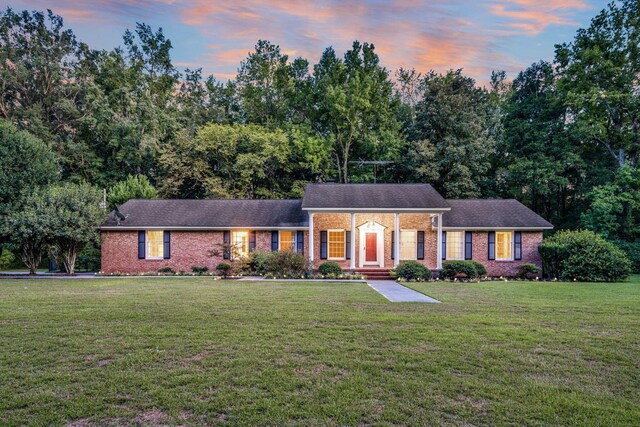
[367,280,440,303]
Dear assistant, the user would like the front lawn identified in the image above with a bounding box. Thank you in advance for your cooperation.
[1,277,638,425]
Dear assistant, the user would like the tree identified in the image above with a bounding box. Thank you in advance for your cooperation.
[0,120,58,246]
[1,190,53,274]
[107,175,158,208]
[46,183,105,274]
[555,0,640,169]
[406,69,495,198]
[312,42,402,183]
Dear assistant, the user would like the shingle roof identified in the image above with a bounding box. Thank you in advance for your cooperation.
[301,183,449,210]
[101,199,308,229]
[442,199,553,229]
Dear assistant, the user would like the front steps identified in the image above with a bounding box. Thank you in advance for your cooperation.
[353,268,394,281]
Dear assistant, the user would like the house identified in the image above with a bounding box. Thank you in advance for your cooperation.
[100,183,552,276]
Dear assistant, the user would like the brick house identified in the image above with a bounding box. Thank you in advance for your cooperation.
[100,183,552,276]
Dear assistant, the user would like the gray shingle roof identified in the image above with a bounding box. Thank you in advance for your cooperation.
[442,199,553,229]
[301,183,449,210]
[101,199,308,228]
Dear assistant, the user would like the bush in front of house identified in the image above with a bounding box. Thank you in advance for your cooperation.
[539,230,631,282]
[158,267,176,274]
[394,261,431,281]
[440,260,484,280]
[216,262,231,277]
[266,251,309,277]
[191,266,209,275]
[612,240,640,273]
[246,251,272,275]
[517,263,541,279]
[318,261,343,276]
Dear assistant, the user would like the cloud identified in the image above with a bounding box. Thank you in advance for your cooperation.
[488,0,590,35]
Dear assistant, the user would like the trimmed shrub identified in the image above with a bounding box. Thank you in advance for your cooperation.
[266,251,309,277]
[612,240,640,273]
[318,261,343,276]
[158,267,176,274]
[440,260,480,280]
[472,261,487,276]
[517,263,541,279]
[191,266,209,275]
[216,262,231,277]
[539,230,631,282]
[395,261,431,281]
[0,248,16,270]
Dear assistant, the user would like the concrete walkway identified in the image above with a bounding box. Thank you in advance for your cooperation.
[367,280,440,303]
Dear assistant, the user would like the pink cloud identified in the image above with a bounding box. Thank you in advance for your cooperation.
[488,0,590,35]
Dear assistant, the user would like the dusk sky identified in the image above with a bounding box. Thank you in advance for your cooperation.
[5,0,608,84]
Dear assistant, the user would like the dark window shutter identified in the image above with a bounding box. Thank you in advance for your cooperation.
[391,230,395,260]
[138,231,145,259]
[442,231,447,260]
[514,231,522,260]
[271,231,279,251]
[488,231,496,260]
[345,231,351,260]
[163,231,171,259]
[249,231,256,253]
[465,231,472,260]
[417,231,425,260]
[320,231,327,259]
[297,231,304,254]
[223,231,230,259]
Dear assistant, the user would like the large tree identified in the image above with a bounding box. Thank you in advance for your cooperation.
[555,0,640,169]
[406,69,495,198]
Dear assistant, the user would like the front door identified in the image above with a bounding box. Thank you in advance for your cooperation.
[365,232,377,262]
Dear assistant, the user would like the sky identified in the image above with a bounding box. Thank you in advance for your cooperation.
[4,0,609,85]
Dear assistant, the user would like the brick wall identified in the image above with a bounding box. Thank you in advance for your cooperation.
[101,229,308,274]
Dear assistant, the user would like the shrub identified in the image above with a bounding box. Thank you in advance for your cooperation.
[0,248,16,270]
[266,251,309,277]
[440,260,480,280]
[539,230,631,282]
[318,261,343,276]
[246,251,272,275]
[191,266,209,275]
[472,261,487,276]
[216,262,231,277]
[612,240,640,273]
[158,267,176,274]
[517,263,541,279]
[395,261,431,281]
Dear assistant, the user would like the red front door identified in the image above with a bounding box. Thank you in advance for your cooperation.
[365,233,377,262]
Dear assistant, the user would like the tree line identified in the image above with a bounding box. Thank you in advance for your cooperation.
[1,1,639,271]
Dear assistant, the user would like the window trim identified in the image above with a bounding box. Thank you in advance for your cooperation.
[445,230,465,260]
[399,229,418,261]
[327,229,346,260]
[146,230,164,260]
[495,230,514,261]
[279,230,297,252]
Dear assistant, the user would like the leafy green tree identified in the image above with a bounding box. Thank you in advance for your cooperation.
[0,120,58,246]
[555,0,640,169]
[107,175,158,208]
[406,69,495,198]
[46,183,105,274]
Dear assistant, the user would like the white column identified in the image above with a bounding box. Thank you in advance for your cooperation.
[308,213,314,264]
[436,213,443,269]
[350,213,356,270]
[394,213,400,267]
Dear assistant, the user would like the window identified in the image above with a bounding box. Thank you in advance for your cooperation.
[446,231,464,260]
[496,231,513,260]
[147,230,164,259]
[232,231,249,258]
[328,230,345,259]
[400,230,417,260]
[279,231,296,252]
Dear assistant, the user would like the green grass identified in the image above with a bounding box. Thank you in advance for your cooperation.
[1,277,638,426]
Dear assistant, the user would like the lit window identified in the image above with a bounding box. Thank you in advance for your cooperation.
[328,230,345,259]
[232,231,249,258]
[147,230,164,259]
[280,231,296,252]
[400,230,417,260]
[446,231,464,260]
[496,231,513,260]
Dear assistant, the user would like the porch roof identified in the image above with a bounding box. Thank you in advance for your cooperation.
[301,183,450,211]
